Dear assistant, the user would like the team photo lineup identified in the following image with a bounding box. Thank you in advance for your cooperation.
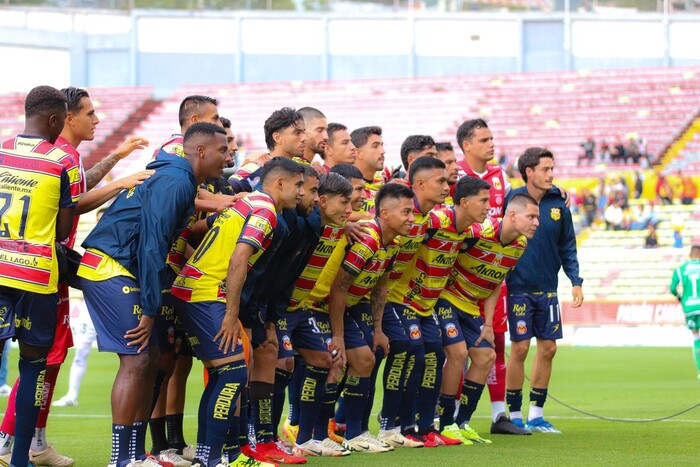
[0,83,596,467]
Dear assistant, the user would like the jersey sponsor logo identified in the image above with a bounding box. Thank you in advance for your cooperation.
[122,286,140,294]
[409,324,421,340]
[512,303,526,316]
[550,208,561,221]
[515,320,527,335]
[491,177,502,190]
[445,323,458,338]
[0,171,39,189]
[473,264,505,280]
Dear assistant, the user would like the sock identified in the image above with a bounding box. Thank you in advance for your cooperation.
[455,380,485,426]
[379,340,409,430]
[314,383,338,441]
[506,388,523,419]
[438,393,456,429]
[343,375,370,440]
[237,387,250,448]
[110,424,133,467]
[35,365,58,429]
[196,368,219,453]
[415,342,444,431]
[149,416,168,454]
[0,378,19,436]
[222,415,240,464]
[287,358,306,426]
[11,355,47,467]
[166,413,187,451]
[362,350,382,432]
[528,387,548,421]
[132,420,147,460]
[66,344,91,401]
[30,427,47,453]
[203,361,246,466]
[250,381,274,444]
[296,365,329,445]
[693,339,700,374]
[272,368,292,438]
[491,401,507,422]
[399,344,423,431]
[333,365,348,425]
[0,431,12,456]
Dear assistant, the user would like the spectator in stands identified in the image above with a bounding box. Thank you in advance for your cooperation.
[578,137,595,165]
[611,137,625,163]
[656,174,674,205]
[581,188,598,227]
[599,140,610,163]
[645,223,659,249]
[633,171,643,199]
[629,204,650,230]
[612,177,629,209]
[604,200,625,231]
[626,138,640,164]
[680,174,697,205]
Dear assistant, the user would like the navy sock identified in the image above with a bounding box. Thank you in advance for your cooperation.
[237,387,250,448]
[530,387,548,408]
[111,424,133,467]
[250,381,274,444]
[415,342,444,430]
[222,415,241,464]
[455,380,485,426]
[314,383,338,441]
[166,413,186,451]
[506,388,523,415]
[288,358,306,426]
[343,375,371,440]
[380,340,409,430]
[197,368,218,450]
[399,347,422,431]
[296,365,329,445]
[132,420,147,460]
[273,368,292,438]
[11,355,46,467]
[203,361,246,467]
[362,349,382,432]
[149,416,168,454]
[438,393,456,429]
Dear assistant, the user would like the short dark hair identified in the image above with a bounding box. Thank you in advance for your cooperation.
[298,107,325,124]
[260,157,305,185]
[375,183,414,213]
[303,165,320,180]
[327,122,348,146]
[454,175,491,205]
[400,135,436,170]
[25,85,67,118]
[408,156,446,185]
[330,163,364,182]
[264,107,303,151]
[183,122,226,144]
[178,95,219,127]
[220,117,231,129]
[436,142,454,153]
[506,193,539,212]
[350,126,382,149]
[691,245,700,255]
[61,87,90,114]
[518,147,554,182]
[318,172,352,198]
[456,118,489,153]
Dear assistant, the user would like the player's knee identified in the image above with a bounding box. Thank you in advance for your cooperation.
[445,344,468,367]
[278,357,295,372]
[304,352,332,369]
[350,351,375,376]
[537,341,557,360]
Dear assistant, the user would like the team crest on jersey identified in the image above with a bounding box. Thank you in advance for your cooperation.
[0,305,7,324]
[282,335,293,351]
[445,323,458,338]
[491,177,502,190]
[167,326,175,345]
[325,338,333,350]
[550,208,561,221]
[409,324,422,340]
[493,254,503,267]
[516,320,527,335]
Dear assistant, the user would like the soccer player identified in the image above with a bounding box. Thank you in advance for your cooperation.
[321,123,356,171]
[0,85,76,467]
[435,142,461,203]
[670,244,700,378]
[395,135,438,179]
[436,194,541,444]
[330,164,368,215]
[351,126,385,213]
[388,174,491,446]
[297,107,328,166]
[505,147,584,434]
[264,108,307,161]
[77,122,230,467]
[220,117,238,160]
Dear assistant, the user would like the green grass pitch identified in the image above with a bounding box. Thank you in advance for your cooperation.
[1,346,698,466]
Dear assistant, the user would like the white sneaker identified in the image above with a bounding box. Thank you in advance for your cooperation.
[378,427,423,448]
[52,396,78,407]
[0,385,11,397]
[29,445,75,466]
[293,438,349,457]
[180,445,195,462]
[343,432,392,453]
[158,449,190,467]
[139,456,163,467]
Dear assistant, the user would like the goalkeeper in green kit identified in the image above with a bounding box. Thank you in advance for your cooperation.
[670,245,700,378]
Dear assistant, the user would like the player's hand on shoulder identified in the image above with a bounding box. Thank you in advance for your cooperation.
[344,221,371,244]
[115,136,149,160]
[559,186,571,208]
[242,151,271,167]
[118,169,155,190]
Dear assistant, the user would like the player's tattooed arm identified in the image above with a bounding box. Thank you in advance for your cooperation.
[329,268,355,365]
[370,273,390,356]
[85,137,148,190]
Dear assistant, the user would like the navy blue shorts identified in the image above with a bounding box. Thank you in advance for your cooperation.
[396,304,442,346]
[345,303,374,350]
[80,276,158,354]
[240,302,268,349]
[0,286,57,348]
[276,308,332,359]
[173,298,244,361]
[507,292,562,341]
[382,302,409,343]
[156,269,178,353]
[435,299,492,349]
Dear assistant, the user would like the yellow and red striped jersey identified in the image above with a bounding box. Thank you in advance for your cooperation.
[172,191,277,303]
[292,156,312,166]
[387,198,434,289]
[287,224,345,312]
[304,219,399,312]
[153,134,184,158]
[52,136,86,249]
[0,141,74,293]
[361,171,386,214]
[441,218,527,315]
[387,207,467,316]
